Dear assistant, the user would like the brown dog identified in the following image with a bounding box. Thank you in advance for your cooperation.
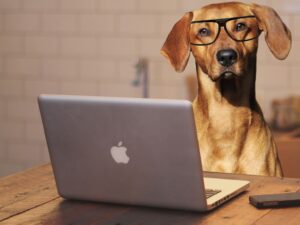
[161,2,292,176]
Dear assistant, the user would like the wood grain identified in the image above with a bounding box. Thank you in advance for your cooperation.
[0,164,300,225]
[0,165,58,221]
[0,198,130,225]
[253,207,300,225]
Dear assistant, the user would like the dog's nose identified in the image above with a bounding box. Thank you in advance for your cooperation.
[216,49,238,67]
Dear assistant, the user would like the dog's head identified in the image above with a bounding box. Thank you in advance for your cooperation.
[161,2,291,81]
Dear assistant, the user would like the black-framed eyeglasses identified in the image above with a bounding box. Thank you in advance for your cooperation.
[190,15,262,46]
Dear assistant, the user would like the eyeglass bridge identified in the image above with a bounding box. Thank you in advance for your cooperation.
[215,18,227,27]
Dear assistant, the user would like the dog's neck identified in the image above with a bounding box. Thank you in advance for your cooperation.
[193,58,263,154]
[195,59,258,111]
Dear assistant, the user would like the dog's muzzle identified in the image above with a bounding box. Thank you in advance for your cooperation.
[216,49,238,67]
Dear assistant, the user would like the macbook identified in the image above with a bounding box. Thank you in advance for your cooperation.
[38,94,249,211]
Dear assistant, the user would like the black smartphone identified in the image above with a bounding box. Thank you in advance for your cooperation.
[249,192,300,208]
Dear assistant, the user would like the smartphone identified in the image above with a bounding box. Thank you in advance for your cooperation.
[249,192,300,208]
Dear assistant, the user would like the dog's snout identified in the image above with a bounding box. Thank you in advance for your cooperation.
[216,49,238,67]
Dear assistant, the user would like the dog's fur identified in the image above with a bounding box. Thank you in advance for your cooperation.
[161,2,292,176]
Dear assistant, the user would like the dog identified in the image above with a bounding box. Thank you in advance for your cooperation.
[161,2,292,176]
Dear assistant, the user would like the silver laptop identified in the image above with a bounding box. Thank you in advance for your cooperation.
[38,94,249,211]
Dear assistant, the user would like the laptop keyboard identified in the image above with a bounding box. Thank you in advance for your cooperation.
[205,189,221,199]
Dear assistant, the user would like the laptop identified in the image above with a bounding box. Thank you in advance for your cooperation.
[38,94,249,211]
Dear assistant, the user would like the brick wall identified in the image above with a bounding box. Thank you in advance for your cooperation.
[0,0,299,176]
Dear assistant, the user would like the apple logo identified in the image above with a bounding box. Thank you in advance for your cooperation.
[110,141,130,164]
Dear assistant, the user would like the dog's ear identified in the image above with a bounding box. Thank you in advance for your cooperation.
[250,4,292,60]
[160,12,193,72]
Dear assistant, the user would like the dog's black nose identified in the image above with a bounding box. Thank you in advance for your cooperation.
[217,49,238,67]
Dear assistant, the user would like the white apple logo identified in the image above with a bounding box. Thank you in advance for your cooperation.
[110,141,130,164]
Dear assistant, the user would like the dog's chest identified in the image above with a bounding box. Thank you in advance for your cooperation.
[208,103,249,135]
[193,99,253,172]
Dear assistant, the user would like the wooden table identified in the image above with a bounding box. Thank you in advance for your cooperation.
[0,164,300,225]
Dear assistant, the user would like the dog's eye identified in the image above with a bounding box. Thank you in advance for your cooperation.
[235,23,247,31]
[198,28,210,37]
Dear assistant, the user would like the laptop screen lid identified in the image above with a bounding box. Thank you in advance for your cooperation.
[38,94,208,211]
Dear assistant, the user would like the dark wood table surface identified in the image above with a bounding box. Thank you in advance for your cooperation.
[0,164,300,225]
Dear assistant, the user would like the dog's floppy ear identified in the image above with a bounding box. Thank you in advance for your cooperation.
[250,4,292,60]
[161,12,193,72]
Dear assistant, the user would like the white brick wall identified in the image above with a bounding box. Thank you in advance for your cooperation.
[7,100,40,121]
[42,58,79,80]
[0,0,299,177]
[137,0,179,13]
[99,0,136,12]
[271,0,300,14]
[24,80,60,97]
[79,14,116,34]
[4,57,40,78]
[41,14,78,34]
[61,37,99,57]
[60,81,99,95]
[100,37,138,57]
[119,15,158,36]
[291,66,300,92]
[25,36,59,56]
[80,59,116,81]
[23,0,59,12]
[7,141,41,162]
[0,121,25,140]
[99,82,141,97]
[0,140,6,159]
[159,14,182,36]
[0,0,21,10]
[288,40,300,63]
[0,36,24,54]
[0,99,4,118]
[256,65,290,89]
[4,14,41,32]
[0,80,24,96]
[60,0,97,12]
[25,122,45,141]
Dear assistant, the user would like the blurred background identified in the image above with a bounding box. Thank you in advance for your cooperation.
[0,0,299,177]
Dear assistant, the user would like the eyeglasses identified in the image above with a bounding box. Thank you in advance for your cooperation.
[190,15,262,46]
